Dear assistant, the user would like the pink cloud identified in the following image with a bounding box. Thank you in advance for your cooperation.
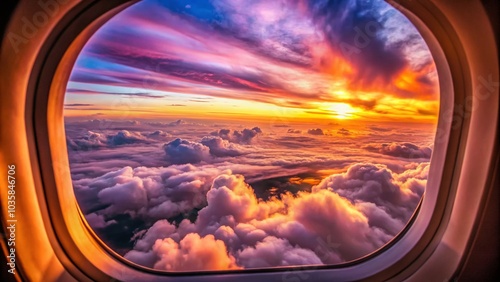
[152,233,240,271]
[122,162,427,269]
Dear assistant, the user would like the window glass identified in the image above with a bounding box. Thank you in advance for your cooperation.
[64,0,438,271]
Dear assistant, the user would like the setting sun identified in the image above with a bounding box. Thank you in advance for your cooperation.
[328,103,356,119]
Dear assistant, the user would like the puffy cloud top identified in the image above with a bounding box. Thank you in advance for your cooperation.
[287,129,302,134]
[237,236,322,268]
[67,130,148,150]
[147,130,171,138]
[337,128,350,135]
[108,130,147,146]
[307,128,324,135]
[67,130,107,150]
[211,127,262,144]
[313,163,424,221]
[163,138,211,164]
[152,233,240,271]
[364,142,432,159]
[123,163,427,270]
[74,164,222,220]
[200,136,247,157]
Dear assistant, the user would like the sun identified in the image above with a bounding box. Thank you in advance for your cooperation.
[328,102,356,119]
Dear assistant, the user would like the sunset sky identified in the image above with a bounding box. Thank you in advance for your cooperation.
[65,0,439,272]
[65,0,439,123]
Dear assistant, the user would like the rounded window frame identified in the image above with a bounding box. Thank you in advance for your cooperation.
[25,0,489,281]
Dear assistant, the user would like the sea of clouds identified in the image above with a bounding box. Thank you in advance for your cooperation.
[66,118,434,270]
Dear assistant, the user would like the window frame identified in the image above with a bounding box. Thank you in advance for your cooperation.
[3,0,494,281]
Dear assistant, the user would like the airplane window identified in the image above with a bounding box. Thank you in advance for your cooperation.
[63,0,439,272]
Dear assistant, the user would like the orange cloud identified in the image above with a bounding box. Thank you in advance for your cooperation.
[153,233,240,271]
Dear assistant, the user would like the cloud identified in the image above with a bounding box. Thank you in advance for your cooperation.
[210,127,262,144]
[67,130,107,150]
[64,123,434,271]
[146,130,171,139]
[195,173,261,228]
[287,129,302,134]
[368,125,392,132]
[74,164,223,221]
[363,142,432,159]
[307,128,324,135]
[288,189,388,260]
[302,0,437,97]
[200,136,247,157]
[337,128,350,135]
[66,88,165,98]
[167,119,187,126]
[122,162,427,269]
[85,213,117,228]
[313,163,425,221]
[128,233,240,271]
[108,130,148,146]
[237,236,322,268]
[163,135,252,163]
[67,130,149,150]
[97,170,149,214]
[67,0,437,127]
[163,138,211,164]
[64,103,94,107]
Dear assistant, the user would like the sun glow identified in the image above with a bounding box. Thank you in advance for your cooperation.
[328,103,357,119]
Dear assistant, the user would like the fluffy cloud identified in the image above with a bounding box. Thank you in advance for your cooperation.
[337,128,350,135]
[167,119,187,126]
[307,128,324,135]
[108,130,148,146]
[125,163,427,270]
[147,130,171,139]
[66,123,432,271]
[127,233,240,271]
[363,142,432,159]
[163,138,211,164]
[74,164,222,220]
[67,130,148,150]
[200,136,247,157]
[287,129,302,134]
[163,136,250,163]
[67,130,107,150]
[313,163,425,221]
[237,236,322,268]
[97,174,149,214]
[210,127,262,144]
[196,173,262,228]
[85,213,117,228]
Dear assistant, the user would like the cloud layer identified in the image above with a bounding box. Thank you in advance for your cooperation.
[363,142,432,159]
[65,120,435,271]
[106,162,428,270]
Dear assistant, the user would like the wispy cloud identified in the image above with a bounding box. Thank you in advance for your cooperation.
[66,0,438,121]
[66,88,166,99]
